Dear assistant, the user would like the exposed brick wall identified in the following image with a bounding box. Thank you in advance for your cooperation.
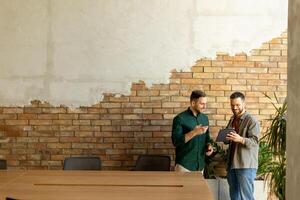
[0,31,287,170]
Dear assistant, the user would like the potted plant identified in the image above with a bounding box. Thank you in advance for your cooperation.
[204,139,227,179]
[259,94,287,200]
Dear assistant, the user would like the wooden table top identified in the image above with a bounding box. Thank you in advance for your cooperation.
[0,170,213,200]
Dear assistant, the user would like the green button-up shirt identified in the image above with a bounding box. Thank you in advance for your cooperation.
[172,108,210,171]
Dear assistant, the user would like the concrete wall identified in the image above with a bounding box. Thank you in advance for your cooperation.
[0,0,287,106]
[287,0,300,199]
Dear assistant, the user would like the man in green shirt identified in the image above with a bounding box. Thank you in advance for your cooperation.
[172,90,213,172]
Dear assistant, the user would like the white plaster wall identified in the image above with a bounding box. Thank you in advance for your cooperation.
[0,0,287,106]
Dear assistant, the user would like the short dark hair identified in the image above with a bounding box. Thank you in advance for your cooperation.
[190,90,206,102]
[230,91,245,101]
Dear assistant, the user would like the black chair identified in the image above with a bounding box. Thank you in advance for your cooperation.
[0,159,7,170]
[63,157,101,170]
[134,155,171,171]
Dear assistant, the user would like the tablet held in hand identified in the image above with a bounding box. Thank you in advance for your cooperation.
[216,128,235,143]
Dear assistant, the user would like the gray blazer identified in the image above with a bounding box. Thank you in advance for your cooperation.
[226,111,260,169]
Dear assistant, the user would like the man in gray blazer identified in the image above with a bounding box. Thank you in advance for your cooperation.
[225,92,260,200]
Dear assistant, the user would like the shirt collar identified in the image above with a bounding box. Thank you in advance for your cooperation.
[187,107,201,117]
[230,111,248,121]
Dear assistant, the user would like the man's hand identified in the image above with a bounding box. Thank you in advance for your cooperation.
[226,131,245,144]
[185,125,208,143]
[205,144,214,156]
[193,125,208,136]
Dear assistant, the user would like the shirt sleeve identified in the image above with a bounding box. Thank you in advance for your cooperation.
[205,127,211,144]
[203,115,210,144]
[171,116,185,147]
[244,116,260,148]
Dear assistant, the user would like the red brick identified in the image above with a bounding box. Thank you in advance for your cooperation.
[268,68,287,73]
[75,131,93,137]
[137,90,159,96]
[204,66,222,72]
[153,108,173,114]
[246,80,268,85]
[106,149,125,155]
[171,72,193,78]
[191,66,204,72]
[24,108,42,114]
[193,72,214,79]
[29,120,52,125]
[57,114,77,119]
[222,67,246,73]
[247,68,268,73]
[260,50,281,56]
[122,114,141,120]
[101,103,121,108]
[269,56,287,62]
[248,56,269,62]
[226,79,247,85]
[162,102,181,108]
[72,143,95,149]
[122,102,141,108]
[92,120,111,126]
[234,55,247,61]
[238,74,258,79]
[38,114,58,119]
[121,126,142,132]
[3,108,23,114]
[252,86,277,92]
[195,59,212,67]
[163,114,176,120]
[39,137,59,143]
[205,91,225,96]
[233,61,254,67]
[181,79,203,84]
[101,114,122,119]
[211,85,231,91]
[109,96,130,102]
[214,73,237,79]
[0,114,17,120]
[211,61,233,67]
[129,97,150,102]
[143,114,163,120]
[132,108,152,114]
[151,84,169,90]
[42,108,67,114]
[6,120,28,125]
[232,85,252,91]
[60,125,79,131]
[203,79,225,85]
[259,74,280,80]
[53,120,72,125]
[269,44,287,50]
[280,74,287,80]
[78,114,99,119]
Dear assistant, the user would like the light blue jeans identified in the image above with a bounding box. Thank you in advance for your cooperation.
[227,168,257,200]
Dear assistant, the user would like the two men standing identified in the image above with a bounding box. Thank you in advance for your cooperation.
[172,90,260,200]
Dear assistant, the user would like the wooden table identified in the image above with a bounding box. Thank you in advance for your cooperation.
[0,170,213,200]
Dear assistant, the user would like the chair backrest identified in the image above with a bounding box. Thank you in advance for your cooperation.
[63,157,101,170]
[134,155,170,171]
[6,197,18,200]
[0,159,7,170]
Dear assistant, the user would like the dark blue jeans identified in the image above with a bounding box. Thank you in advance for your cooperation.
[227,168,257,200]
